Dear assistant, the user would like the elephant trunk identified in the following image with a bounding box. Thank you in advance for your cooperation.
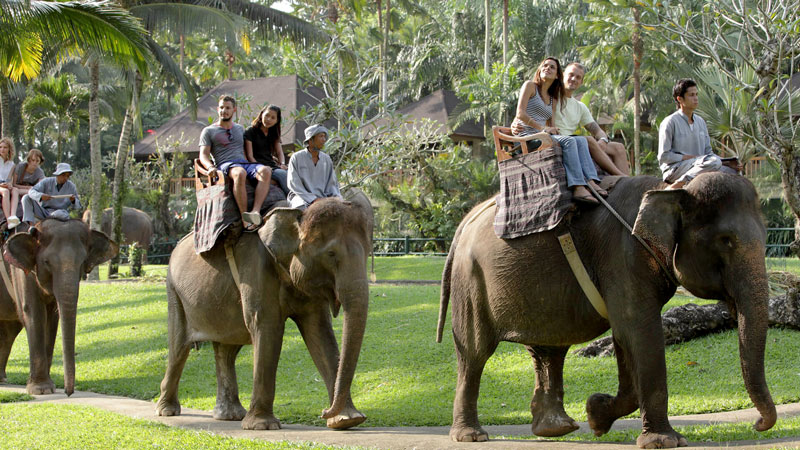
[321,280,368,419]
[730,256,776,432]
[54,276,79,397]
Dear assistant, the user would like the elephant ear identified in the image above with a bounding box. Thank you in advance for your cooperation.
[86,230,118,274]
[259,207,302,282]
[3,229,40,274]
[632,189,690,261]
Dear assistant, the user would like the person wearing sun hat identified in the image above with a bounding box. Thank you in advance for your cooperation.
[20,162,82,226]
[286,124,341,210]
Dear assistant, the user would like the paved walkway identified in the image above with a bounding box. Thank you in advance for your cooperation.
[3,385,800,449]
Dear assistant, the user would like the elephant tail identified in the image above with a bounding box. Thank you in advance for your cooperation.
[437,221,463,343]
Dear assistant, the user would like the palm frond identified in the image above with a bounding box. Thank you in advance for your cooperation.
[222,0,330,45]
[145,36,198,118]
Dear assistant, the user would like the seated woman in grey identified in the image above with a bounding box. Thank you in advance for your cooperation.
[511,57,606,204]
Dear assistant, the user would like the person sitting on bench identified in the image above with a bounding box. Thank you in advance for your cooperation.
[511,57,606,204]
[199,95,272,230]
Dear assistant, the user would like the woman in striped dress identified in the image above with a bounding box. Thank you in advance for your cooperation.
[511,57,606,204]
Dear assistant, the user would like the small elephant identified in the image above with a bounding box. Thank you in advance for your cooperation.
[0,219,118,395]
[82,207,153,250]
[156,192,373,431]
[438,173,776,448]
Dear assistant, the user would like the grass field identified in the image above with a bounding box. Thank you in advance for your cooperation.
[1,271,798,430]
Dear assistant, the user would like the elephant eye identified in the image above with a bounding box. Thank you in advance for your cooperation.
[718,234,736,249]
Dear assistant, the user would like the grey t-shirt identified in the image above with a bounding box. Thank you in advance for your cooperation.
[199,123,246,165]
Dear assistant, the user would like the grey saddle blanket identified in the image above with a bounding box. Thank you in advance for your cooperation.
[194,184,239,254]
[494,146,574,239]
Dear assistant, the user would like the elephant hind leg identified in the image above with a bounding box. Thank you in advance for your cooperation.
[212,342,247,421]
[0,320,23,382]
[449,336,498,442]
[528,345,579,437]
[586,336,639,436]
[156,284,192,417]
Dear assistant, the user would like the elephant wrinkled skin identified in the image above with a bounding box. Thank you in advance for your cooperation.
[437,173,776,448]
[156,193,373,431]
[0,219,118,395]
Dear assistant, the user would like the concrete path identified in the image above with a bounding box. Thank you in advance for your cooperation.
[3,385,800,449]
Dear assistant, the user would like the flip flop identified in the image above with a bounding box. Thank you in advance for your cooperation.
[242,211,262,226]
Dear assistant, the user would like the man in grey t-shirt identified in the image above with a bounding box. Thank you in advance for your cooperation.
[658,79,740,190]
[199,95,272,229]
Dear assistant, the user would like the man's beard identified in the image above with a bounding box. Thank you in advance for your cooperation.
[220,116,232,122]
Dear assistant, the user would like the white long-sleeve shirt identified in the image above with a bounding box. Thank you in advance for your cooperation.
[287,149,341,210]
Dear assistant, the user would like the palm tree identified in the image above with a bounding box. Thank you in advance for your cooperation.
[21,74,88,162]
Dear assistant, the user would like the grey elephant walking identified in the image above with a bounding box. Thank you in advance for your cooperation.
[156,193,373,431]
[0,220,117,395]
[82,207,154,250]
[437,173,776,448]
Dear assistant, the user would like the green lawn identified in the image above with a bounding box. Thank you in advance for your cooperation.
[0,403,367,450]
[2,280,798,430]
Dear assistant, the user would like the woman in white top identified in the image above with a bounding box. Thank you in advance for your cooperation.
[0,137,16,223]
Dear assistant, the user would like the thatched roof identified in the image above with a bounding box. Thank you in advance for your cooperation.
[370,89,485,140]
[133,75,328,159]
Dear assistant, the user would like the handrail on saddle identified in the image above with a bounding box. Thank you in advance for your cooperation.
[194,158,226,191]
[492,126,554,162]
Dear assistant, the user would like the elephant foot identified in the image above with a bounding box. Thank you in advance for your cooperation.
[586,393,618,436]
[449,424,489,442]
[326,406,366,429]
[636,429,688,449]
[26,379,55,395]
[242,411,281,430]
[155,397,181,417]
[213,402,247,421]
[531,410,579,437]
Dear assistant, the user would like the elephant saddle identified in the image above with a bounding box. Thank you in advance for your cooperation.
[494,146,574,239]
[193,183,240,254]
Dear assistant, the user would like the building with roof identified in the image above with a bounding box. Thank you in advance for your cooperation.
[134,75,328,160]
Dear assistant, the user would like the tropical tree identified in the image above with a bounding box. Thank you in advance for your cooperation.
[644,0,800,247]
[21,74,88,162]
[450,62,519,146]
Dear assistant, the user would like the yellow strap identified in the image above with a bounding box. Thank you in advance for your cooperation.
[557,232,608,319]
[0,260,15,304]
[224,244,241,290]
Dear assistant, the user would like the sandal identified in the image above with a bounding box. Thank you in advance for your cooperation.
[589,182,608,198]
[573,193,600,205]
[242,211,262,226]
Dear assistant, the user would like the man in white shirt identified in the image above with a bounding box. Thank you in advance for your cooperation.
[287,125,342,210]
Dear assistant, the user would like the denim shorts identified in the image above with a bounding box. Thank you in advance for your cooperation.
[219,160,266,180]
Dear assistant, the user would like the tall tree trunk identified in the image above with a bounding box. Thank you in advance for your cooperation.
[179,33,185,108]
[632,7,642,175]
[109,72,141,277]
[0,80,8,138]
[484,0,491,73]
[502,0,508,67]
[88,59,102,280]
[381,0,390,105]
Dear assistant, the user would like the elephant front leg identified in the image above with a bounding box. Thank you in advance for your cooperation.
[211,342,246,421]
[241,320,284,431]
[0,320,23,382]
[295,312,365,430]
[586,335,639,436]
[527,345,579,437]
[23,302,56,395]
[615,319,688,448]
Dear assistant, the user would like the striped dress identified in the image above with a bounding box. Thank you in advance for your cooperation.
[511,86,552,137]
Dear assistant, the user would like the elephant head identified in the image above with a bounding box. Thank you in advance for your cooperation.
[3,219,118,395]
[633,172,776,432]
[260,194,372,420]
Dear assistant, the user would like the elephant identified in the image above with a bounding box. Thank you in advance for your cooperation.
[437,172,776,448]
[156,192,373,431]
[0,219,118,395]
[82,207,154,250]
